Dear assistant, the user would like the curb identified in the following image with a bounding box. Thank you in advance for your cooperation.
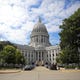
[0,70,21,74]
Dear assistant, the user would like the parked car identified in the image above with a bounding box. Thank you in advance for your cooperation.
[50,64,57,70]
[23,65,35,70]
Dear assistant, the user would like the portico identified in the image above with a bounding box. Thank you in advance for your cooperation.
[35,51,44,65]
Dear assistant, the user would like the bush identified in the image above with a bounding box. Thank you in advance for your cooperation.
[65,65,75,69]
[64,64,80,69]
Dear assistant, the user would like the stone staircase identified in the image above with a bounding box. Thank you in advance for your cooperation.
[34,66,49,71]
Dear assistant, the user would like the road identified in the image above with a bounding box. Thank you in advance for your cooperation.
[0,67,80,80]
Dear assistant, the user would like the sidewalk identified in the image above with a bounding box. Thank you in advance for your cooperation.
[59,68,80,72]
[0,69,21,74]
[0,67,80,74]
[34,66,80,72]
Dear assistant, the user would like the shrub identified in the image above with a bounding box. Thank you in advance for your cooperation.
[64,64,80,69]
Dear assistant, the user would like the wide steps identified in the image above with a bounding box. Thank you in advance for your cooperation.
[33,66,49,71]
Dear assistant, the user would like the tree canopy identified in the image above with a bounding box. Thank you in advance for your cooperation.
[59,8,80,64]
[0,44,25,66]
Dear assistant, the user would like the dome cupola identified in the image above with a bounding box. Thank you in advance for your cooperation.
[29,18,51,47]
[31,18,49,37]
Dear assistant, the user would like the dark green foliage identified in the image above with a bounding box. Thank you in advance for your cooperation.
[15,49,25,65]
[3,45,16,64]
[0,41,15,51]
[64,64,77,69]
[59,8,80,64]
[0,44,25,67]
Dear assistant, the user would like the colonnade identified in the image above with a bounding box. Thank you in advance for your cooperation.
[36,51,44,61]
[31,35,48,43]
[21,48,60,65]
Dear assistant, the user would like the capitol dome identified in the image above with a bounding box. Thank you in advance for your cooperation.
[31,18,49,37]
[29,18,51,47]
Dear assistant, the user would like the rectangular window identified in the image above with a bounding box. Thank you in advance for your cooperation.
[28,54,30,57]
[25,53,27,56]
[47,54,48,57]
[50,54,51,57]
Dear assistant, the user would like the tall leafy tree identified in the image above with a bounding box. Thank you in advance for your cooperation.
[15,49,25,65]
[59,8,80,64]
[0,41,15,52]
[0,45,25,65]
[4,45,16,64]
[0,51,7,64]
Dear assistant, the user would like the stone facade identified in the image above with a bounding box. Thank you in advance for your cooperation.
[16,19,60,65]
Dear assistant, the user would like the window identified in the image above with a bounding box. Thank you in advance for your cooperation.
[47,54,48,57]
[44,37,45,42]
[50,54,51,57]
[22,51,24,53]
[41,36,43,43]
[56,53,58,56]
[25,54,27,56]
[39,52,40,57]
[28,54,30,57]
[36,37,38,42]
[31,54,33,57]
[50,58,51,61]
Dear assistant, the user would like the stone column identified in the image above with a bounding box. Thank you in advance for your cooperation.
[30,52,31,63]
[43,36,44,42]
[44,36,45,43]
[45,37,46,43]
[51,50,53,64]
[33,37,35,42]
[36,52,37,61]
[37,51,39,61]
[34,51,35,61]
[40,35,41,43]
[41,51,42,61]
[38,36,39,43]
[35,37,36,42]
[54,50,56,64]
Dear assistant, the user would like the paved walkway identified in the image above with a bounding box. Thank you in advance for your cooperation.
[0,67,80,80]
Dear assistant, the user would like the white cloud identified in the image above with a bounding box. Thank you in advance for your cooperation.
[0,4,27,26]
[0,0,80,45]
[5,29,27,44]
[48,26,60,32]
[58,1,80,18]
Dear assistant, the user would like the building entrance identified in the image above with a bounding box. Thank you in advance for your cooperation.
[36,51,44,66]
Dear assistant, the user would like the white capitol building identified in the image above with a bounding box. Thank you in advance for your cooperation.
[16,18,60,66]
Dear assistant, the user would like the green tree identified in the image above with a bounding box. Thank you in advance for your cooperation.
[15,49,25,65]
[0,42,26,68]
[0,44,4,51]
[0,51,7,65]
[4,45,16,64]
[0,41,15,52]
[59,8,80,64]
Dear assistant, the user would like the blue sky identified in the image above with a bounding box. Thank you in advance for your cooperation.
[0,0,80,45]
